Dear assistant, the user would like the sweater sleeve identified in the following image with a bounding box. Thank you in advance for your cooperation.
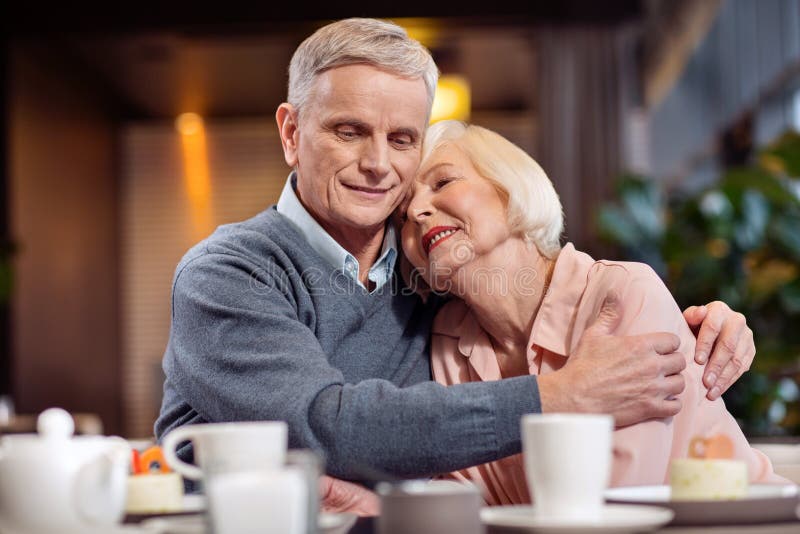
[160,252,541,480]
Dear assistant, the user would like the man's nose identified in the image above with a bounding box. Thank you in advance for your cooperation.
[359,137,391,178]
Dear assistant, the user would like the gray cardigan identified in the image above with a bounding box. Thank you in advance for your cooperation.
[155,207,541,480]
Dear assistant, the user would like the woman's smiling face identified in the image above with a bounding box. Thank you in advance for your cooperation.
[400,142,511,292]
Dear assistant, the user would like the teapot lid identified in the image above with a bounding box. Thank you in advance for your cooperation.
[37,407,75,440]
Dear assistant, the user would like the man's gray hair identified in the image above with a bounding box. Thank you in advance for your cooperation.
[288,18,439,117]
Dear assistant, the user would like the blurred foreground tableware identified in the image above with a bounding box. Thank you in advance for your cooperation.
[206,449,320,534]
[377,479,484,534]
[161,421,318,533]
[207,466,309,534]
[522,413,613,521]
[140,511,356,534]
[0,407,130,534]
[480,503,673,533]
[0,411,103,435]
[604,484,800,526]
[125,494,206,524]
[161,421,287,481]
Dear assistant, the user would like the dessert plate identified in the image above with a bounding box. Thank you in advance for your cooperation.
[125,495,206,523]
[480,504,673,533]
[604,484,800,526]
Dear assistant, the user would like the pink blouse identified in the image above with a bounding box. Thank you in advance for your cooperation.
[431,243,782,506]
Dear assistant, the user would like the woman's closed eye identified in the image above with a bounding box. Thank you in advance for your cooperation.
[432,177,454,191]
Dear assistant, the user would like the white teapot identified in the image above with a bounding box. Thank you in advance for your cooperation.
[0,408,130,534]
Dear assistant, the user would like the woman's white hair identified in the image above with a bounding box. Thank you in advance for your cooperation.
[422,120,564,259]
[288,18,439,119]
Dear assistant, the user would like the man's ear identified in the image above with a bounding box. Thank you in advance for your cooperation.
[276,103,299,167]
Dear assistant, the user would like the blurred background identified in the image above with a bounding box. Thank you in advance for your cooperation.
[1,0,798,439]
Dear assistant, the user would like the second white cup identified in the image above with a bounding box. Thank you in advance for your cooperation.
[161,421,288,480]
[521,413,613,521]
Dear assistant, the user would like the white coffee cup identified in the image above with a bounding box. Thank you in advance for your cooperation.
[162,421,288,480]
[521,413,613,521]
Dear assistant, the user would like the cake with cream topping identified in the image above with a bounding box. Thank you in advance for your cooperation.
[125,446,184,514]
[670,434,748,500]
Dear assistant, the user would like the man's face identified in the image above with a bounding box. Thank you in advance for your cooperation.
[279,64,429,240]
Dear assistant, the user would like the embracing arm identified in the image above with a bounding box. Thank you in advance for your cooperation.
[158,253,539,480]
[537,288,756,426]
[683,303,754,400]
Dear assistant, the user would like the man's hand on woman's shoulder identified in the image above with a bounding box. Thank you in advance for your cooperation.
[537,292,686,428]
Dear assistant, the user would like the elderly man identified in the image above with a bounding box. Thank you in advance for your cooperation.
[156,18,753,501]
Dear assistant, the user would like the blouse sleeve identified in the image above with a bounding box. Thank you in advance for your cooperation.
[578,261,780,486]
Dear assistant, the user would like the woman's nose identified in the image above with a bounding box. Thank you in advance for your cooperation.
[407,194,433,222]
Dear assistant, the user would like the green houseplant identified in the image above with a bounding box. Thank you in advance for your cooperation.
[598,131,800,436]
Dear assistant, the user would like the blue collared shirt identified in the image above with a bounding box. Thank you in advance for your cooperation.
[276,173,398,292]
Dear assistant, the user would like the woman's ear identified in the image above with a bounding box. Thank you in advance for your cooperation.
[276,103,299,167]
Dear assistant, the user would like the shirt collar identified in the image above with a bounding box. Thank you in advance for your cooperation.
[444,243,594,363]
[528,242,596,357]
[276,172,398,290]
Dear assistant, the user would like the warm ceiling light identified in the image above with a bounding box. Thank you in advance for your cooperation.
[176,112,213,240]
[175,113,204,136]
[430,75,471,123]
[394,18,441,48]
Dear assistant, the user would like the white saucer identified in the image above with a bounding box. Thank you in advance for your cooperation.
[480,504,674,533]
[140,512,357,534]
[181,494,205,513]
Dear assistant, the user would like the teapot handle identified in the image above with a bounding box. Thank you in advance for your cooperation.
[73,438,130,526]
[162,425,204,480]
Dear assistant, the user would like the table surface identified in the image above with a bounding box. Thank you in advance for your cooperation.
[121,512,800,533]
[346,517,800,533]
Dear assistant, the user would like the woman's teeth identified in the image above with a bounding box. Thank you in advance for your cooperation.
[429,229,456,249]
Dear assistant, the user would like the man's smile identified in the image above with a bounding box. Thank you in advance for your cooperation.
[342,183,394,199]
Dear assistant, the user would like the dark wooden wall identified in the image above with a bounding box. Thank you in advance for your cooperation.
[9,43,122,434]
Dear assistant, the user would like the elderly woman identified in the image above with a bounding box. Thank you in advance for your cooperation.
[399,120,782,506]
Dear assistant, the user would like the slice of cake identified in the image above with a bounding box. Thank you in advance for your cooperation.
[670,434,747,501]
[126,473,185,514]
[125,446,185,514]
